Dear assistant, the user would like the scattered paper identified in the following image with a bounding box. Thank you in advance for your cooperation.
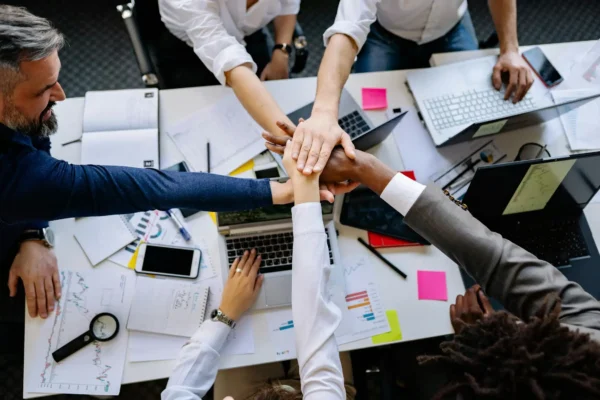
[372,310,402,344]
[417,271,448,301]
[552,90,600,151]
[562,40,600,92]
[266,308,296,360]
[362,88,388,110]
[167,94,265,175]
[336,257,391,345]
[27,270,135,396]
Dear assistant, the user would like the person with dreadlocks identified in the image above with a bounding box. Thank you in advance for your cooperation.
[263,128,600,400]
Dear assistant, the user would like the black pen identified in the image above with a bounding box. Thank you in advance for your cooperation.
[357,237,407,279]
[206,141,211,173]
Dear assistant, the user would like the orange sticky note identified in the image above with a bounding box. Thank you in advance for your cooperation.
[362,88,388,110]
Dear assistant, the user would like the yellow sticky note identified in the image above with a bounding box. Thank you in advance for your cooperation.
[127,241,144,270]
[371,310,402,344]
[209,159,255,224]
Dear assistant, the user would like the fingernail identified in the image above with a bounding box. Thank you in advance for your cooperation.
[298,163,304,169]
[252,248,256,253]
[304,168,312,174]
[293,153,298,158]
[313,166,322,172]
[41,313,47,318]
[49,306,54,311]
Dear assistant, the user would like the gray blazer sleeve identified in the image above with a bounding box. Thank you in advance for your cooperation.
[403,185,600,332]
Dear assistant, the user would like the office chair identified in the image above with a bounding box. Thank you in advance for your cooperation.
[116,1,309,89]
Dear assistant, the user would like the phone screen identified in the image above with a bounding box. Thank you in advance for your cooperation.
[523,47,563,87]
[141,246,197,276]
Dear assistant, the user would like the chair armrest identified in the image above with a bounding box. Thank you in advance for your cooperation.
[116,3,159,86]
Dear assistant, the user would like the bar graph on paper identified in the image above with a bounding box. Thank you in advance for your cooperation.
[335,257,391,345]
[27,270,134,396]
[266,308,297,360]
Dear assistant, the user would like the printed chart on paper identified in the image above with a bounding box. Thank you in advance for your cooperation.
[27,270,134,396]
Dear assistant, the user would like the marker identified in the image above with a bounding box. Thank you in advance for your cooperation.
[357,237,407,279]
[166,209,192,242]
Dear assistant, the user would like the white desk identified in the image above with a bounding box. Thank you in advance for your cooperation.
[24,39,600,397]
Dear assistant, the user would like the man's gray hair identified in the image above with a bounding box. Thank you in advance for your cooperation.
[0,5,64,71]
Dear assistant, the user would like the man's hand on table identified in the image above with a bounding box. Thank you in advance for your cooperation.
[286,111,356,175]
[8,240,61,319]
[492,50,534,103]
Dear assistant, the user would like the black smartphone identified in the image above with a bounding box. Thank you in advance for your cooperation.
[162,161,199,218]
[522,47,563,88]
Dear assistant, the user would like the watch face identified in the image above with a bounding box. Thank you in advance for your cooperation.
[44,228,56,247]
[210,309,219,319]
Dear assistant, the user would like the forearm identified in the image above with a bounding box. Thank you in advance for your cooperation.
[274,14,296,45]
[350,153,397,195]
[2,156,274,223]
[488,0,519,53]
[225,65,294,134]
[312,34,358,118]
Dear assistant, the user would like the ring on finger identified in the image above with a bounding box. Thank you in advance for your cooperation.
[236,268,243,273]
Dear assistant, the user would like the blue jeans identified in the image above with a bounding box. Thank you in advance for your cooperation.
[355,11,479,72]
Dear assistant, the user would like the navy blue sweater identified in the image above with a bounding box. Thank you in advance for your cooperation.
[0,123,272,269]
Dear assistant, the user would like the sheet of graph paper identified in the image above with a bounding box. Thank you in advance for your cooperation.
[26,269,135,396]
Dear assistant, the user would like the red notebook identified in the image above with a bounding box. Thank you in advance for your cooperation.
[368,170,422,248]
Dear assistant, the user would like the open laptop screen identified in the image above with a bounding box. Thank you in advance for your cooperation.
[464,151,600,219]
[218,202,334,227]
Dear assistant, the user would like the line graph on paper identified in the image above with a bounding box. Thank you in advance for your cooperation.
[27,270,134,396]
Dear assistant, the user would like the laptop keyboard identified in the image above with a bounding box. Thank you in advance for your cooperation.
[226,230,335,274]
[495,217,589,267]
[338,110,370,139]
[424,89,536,131]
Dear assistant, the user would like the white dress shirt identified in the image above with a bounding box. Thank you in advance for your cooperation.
[161,173,422,400]
[159,0,300,85]
[323,0,468,50]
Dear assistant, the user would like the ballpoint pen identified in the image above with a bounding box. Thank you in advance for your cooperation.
[166,209,192,242]
[357,237,407,279]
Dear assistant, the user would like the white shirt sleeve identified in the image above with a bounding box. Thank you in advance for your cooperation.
[380,173,427,215]
[323,0,381,51]
[158,0,256,85]
[279,0,301,15]
[161,320,232,400]
[291,202,346,399]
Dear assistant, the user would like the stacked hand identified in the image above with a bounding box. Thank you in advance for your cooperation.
[9,240,61,319]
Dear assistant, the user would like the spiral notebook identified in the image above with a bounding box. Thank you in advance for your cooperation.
[73,215,138,266]
[127,277,210,337]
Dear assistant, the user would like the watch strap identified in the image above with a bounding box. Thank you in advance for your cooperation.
[212,309,236,329]
[19,229,45,243]
[273,43,292,55]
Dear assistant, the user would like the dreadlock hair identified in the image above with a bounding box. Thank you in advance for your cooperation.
[418,298,600,400]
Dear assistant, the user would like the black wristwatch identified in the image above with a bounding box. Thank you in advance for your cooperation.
[210,309,236,329]
[273,43,292,56]
[19,228,55,249]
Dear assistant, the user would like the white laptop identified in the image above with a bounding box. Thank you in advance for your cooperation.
[217,200,344,310]
[407,55,600,147]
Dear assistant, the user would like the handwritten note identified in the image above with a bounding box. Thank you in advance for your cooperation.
[502,159,576,215]
[362,88,388,110]
[417,270,448,301]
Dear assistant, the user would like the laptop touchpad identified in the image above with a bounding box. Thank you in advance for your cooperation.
[265,275,292,306]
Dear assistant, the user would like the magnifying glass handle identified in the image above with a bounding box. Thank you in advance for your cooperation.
[52,330,94,363]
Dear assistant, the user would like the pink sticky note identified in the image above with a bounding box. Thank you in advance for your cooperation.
[361,88,388,110]
[417,271,448,301]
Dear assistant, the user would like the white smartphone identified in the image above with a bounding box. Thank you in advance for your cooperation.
[134,243,201,279]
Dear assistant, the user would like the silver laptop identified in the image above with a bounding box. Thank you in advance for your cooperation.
[217,201,343,310]
[406,55,600,147]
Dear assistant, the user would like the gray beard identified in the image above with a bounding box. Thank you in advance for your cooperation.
[4,106,58,138]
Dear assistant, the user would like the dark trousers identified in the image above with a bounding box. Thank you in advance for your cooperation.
[155,28,273,89]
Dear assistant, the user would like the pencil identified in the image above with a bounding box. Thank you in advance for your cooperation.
[206,141,211,173]
[357,237,407,279]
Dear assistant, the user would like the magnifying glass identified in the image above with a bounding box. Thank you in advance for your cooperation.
[52,313,120,363]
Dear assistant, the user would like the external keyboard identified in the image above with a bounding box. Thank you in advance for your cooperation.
[338,110,370,139]
[226,230,334,274]
[424,89,536,131]
[495,217,589,267]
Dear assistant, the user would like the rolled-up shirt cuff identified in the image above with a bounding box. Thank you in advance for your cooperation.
[380,173,426,216]
[211,44,257,86]
[292,202,324,236]
[279,4,300,15]
[190,319,232,352]
[323,21,368,51]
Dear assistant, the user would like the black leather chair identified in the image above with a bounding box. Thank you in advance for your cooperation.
[116,0,308,89]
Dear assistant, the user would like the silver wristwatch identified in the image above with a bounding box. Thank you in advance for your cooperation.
[210,309,236,329]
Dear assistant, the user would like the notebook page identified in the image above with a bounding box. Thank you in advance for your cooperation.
[83,88,158,132]
[73,215,137,266]
[81,128,159,168]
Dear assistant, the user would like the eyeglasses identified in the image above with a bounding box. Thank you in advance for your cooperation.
[515,143,551,161]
